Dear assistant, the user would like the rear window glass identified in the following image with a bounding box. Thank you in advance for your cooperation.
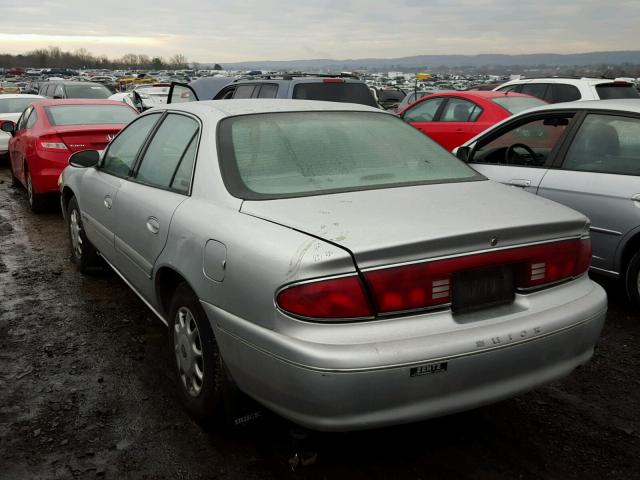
[292,82,378,108]
[45,105,137,126]
[490,96,547,114]
[64,84,111,99]
[219,111,482,200]
[596,83,640,100]
[0,97,39,114]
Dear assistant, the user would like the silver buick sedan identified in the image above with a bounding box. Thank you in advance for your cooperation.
[60,99,607,431]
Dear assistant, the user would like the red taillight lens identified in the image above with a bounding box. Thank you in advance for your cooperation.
[323,78,345,83]
[276,275,373,319]
[38,134,69,151]
[364,238,591,315]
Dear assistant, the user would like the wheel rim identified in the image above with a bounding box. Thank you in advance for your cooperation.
[69,208,83,258]
[174,307,204,397]
[26,173,33,206]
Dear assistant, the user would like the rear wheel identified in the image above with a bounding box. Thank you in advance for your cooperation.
[25,169,47,213]
[169,283,226,424]
[67,196,101,273]
[625,250,640,310]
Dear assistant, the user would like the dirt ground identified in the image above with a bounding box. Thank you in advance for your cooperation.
[0,163,639,480]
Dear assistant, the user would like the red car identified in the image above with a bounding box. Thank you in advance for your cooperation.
[398,91,547,151]
[1,99,137,212]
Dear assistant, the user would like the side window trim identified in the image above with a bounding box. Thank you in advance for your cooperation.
[130,111,202,196]
[98,112,164,178]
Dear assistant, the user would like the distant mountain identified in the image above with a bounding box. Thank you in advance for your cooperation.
[215,51,640,71]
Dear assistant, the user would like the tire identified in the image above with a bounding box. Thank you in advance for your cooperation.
[169,283,226,424]
[625,250,640,310]
[66,196,101,273]
[25,169,47,213]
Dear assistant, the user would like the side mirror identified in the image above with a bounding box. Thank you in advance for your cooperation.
[455,145,472,162]
[69,149,100,168]
[0,120,16,135]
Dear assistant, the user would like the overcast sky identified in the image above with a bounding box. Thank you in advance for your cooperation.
[1,0,639,63]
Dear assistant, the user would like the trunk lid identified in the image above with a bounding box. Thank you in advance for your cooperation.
[241,180,589,270]
[53,125,125,152]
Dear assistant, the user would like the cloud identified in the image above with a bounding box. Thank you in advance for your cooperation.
[0,0,638,62]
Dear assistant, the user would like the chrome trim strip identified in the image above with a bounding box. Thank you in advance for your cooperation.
[361,235,584,272]
[589,226,622,236]
[589,266,620,277]
[100,254,168,326]
[214,308,605,373]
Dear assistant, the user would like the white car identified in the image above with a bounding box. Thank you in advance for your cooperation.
[0,94,44,155]
[494,78,639,103]
[109,85,169,111]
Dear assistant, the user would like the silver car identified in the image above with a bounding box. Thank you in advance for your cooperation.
[456,99,640,309]
[60,99,606,432]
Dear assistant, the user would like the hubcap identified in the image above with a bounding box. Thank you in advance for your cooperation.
[174,307,204,397]
[69,209,83,258]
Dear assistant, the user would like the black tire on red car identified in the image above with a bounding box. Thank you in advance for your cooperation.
[66,196,101,273]
[624,250,640,310]
[25,169,47,213]
[169,282,227,424]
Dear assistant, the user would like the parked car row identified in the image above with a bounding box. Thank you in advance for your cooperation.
[3,85,635,433]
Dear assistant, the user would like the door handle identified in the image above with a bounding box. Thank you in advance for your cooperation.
[508,179,532,188]
[103,196,112,209]
[146,217,160,234]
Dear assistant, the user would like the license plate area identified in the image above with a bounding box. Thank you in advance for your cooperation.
[452,265,515,314]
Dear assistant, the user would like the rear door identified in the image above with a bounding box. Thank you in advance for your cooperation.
[538,111,640,273]
[79,113,162,260]
[9,105,35,182]
[423,97,485,150]
[467,111,576,194]
[112,112,200,299]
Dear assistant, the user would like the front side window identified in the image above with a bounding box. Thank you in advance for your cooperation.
[563,114,640,175]
[233,85,256,99]
[100,113,161,178]
[135,114,199,193]
[219,111,481,199]
[257,84,278,98]
[54,85,64,98]
[471,114,573,166]
[440,98,482,122]
[403,97,444,122]
[549,84,581,103]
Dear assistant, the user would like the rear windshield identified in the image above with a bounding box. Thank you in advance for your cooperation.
[219,111,482,200]
[64,84,111,99]
[0,97,39,114]
[292,82,378,108]
[490,96,547,114]
[45,105,136,126]
[596,83,640,100]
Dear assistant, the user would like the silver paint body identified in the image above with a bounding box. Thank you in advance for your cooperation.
[61,100,607,431]
[461,99,640,278]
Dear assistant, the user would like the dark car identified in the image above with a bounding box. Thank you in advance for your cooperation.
[39,81,112,100]
[168,75,379,108]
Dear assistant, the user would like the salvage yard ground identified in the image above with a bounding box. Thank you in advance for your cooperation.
[0,163,639,480]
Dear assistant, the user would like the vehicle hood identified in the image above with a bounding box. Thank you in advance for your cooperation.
[240,180,589,269]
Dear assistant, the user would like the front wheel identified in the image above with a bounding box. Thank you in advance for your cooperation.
[169,283,226,424]
[624,249,640,310]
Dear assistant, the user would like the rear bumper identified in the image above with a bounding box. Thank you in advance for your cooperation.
[203,276,607,431]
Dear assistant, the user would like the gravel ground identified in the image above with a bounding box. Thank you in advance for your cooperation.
[1,163,639,480]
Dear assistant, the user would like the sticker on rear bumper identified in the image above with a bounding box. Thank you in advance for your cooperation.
[410,362,448,377]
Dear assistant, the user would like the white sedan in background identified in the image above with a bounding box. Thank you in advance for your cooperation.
[0,94,45,155]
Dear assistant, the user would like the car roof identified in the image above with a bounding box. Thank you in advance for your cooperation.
[0,94,45,99]
[161,99,385,118]
[428,91,534,99]
[35,99,135,107]
[496,77,627,87]
[42,80,105,86]
[508,98,640,115]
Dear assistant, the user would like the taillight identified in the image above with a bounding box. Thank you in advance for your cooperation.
[38,135,68,151]
[323,78,345,83]
[276,275,373,319]
[518,238,591,289]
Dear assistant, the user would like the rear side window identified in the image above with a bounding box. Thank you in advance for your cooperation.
[596,83,640,100]
[548,84,581,103]
[233,85,256,99]
[135,114,199,193]
[257,84,278,98]
[25,110,38,128]
[490,96,547,114]
[292,82,378,108]
[440,98,482,122]
[520,83,548,100]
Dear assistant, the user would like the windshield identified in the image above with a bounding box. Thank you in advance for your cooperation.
[0,97,39,114]
[45,105,137,126]
[65,84,111,99]
[219,111,482,199]
[595,83,640,99]
[292,82,378,108]
[491,96,547,114]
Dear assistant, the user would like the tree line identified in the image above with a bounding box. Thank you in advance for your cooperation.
[0,46,190,70]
